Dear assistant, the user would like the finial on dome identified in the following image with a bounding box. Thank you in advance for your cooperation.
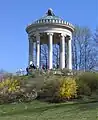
[46,8,55,16]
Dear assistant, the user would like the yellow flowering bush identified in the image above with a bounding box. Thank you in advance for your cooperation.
[0,78,20,94]
[59,77,77,100]
[0,75,39,104]
[38,75,78,102]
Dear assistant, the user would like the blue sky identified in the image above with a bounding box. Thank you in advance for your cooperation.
[0,0,97,72]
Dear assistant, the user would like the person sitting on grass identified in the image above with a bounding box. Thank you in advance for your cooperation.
[26,67,29,75]
[26,61,37,75]
[29,61,36,69]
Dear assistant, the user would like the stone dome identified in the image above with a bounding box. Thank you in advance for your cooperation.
[26,8,74,31]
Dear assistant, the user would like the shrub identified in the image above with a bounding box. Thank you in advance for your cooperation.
[15,75,44,102]
[38,75,77,102]
[0,74,44,104]
[59,77,77,100]
[76,72,98,93]
[0,77,20,94]
[38,75,60,102]
[0,76,21,103]
[1,71,98,104]
[76,80,91,96]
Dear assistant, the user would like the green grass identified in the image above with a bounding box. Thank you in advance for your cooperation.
[0,100,98,120]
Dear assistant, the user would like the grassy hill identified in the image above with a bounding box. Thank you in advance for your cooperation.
[0,100,98,120]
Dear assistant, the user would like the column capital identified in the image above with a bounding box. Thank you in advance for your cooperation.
[28,35,31,39]
[67,35,72,40]
[60,33,67,37]
[34,32,40,37]
[69,35,72,40]
[28,37,33,42]
[47,32,54,36]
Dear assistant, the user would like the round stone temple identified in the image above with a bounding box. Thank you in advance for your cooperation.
[26,9,74,70]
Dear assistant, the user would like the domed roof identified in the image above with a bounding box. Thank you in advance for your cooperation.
[34,8,64,23]
[26,8,74,31]
[36,15,63,22]
[34,8,66,24]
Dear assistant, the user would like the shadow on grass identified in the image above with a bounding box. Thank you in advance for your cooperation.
[0,100,98,117]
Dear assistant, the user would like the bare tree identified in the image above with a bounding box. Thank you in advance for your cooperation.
[72,26,97,71]
[94,27,98,44]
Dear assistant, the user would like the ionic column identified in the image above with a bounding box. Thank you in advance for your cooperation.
[28,37,34,65]
[65,38,68,68]
[60,33,66,69]
[36,33,40,68]
[68,36,72,70]
[47,33,53,69]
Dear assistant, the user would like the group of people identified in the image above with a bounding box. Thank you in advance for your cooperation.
[26,61,59,75]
